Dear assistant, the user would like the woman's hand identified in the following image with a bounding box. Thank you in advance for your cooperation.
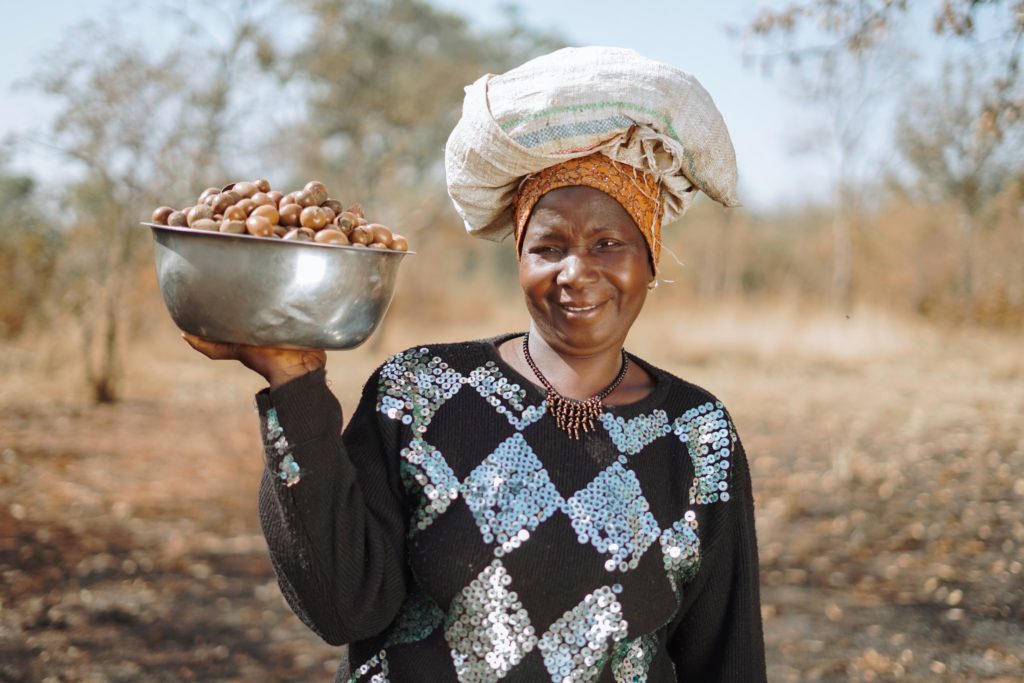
[182,333,327,390]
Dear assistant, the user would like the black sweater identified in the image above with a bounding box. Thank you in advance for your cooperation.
[255,335,766,682]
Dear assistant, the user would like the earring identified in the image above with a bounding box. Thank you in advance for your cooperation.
[647,279,658,291]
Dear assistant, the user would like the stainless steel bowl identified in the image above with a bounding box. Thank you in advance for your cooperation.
[145,223,412,349]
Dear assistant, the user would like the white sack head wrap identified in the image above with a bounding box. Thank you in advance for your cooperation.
[444,46,739,242]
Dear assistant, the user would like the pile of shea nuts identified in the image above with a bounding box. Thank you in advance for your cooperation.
[150,179,408,251]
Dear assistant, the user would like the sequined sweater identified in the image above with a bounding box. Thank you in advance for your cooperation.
[254,335,766,682]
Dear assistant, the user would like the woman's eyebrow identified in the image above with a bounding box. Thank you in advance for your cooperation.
[522,221,565,240]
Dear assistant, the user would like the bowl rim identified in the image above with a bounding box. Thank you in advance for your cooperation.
[141,221,415,255]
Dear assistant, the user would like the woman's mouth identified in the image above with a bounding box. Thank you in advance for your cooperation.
[559,301,604,315]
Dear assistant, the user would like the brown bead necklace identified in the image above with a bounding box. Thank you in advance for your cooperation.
[521,333,630,440]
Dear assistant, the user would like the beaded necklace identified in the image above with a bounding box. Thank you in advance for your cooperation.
[521,333,629,440]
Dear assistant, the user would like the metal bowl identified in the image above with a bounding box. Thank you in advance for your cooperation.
[145,223,413,349]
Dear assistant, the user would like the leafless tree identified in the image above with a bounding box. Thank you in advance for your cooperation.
[739,0,1022,311]
[743,0,1024,137]
[895,60,1023,314]
[27,4,275,402]
[790,38,910,309]
[0,161,59,337]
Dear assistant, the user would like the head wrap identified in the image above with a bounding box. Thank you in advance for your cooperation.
[445,46,739,270]
[512,152,664,268]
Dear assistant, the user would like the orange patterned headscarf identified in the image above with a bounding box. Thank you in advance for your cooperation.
[512,153,664,270]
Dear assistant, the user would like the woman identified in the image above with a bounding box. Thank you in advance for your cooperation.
[187,47,766,682]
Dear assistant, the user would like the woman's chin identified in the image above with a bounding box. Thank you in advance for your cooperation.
[537,324,621,357]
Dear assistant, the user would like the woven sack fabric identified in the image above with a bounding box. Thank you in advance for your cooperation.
[444,46,739,242]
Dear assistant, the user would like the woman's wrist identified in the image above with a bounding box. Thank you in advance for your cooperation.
[263,352,326,390]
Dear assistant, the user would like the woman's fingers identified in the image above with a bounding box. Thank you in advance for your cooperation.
[181,333,240,360]
[181,332,326,388]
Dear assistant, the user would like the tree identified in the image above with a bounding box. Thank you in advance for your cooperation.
[788,43,907,309]
[739,3,909,309]
[740,1,1023,311]
[894,60,1023,312]
[743,1,1024,136]
[28,5,275,402]
[0,165,60,337]
[275,0,563,228]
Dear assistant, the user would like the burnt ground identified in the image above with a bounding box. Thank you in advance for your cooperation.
[0,400,344,682]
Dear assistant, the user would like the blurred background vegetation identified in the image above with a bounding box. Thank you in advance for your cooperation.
[1,0,1021,402]
[0,1,1021,682]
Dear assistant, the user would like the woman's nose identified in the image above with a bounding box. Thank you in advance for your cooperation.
[556,253,597,287]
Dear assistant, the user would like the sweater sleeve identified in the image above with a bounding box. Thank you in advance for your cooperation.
[667,432,767,682]
[255,367,408,646]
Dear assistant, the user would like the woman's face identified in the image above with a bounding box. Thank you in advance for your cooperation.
[519,186,653,357]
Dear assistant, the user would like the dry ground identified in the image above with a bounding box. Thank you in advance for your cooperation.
[1,301,1021,682]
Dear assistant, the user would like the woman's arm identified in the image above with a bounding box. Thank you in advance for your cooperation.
[183,334,408,645]
[667,436,767,682]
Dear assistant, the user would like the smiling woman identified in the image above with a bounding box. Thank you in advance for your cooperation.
[511,184,656,438]
[184,46,766,682]
[517,186,653,362]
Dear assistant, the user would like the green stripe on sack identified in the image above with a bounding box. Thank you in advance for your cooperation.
[511,115,635,149]
[681,148,701,189]
[499,101,681,143]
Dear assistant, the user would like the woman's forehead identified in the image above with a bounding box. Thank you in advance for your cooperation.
[526,186,639,236]
[534,185,621,207]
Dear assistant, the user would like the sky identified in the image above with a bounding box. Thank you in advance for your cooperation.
[0,0,959,210]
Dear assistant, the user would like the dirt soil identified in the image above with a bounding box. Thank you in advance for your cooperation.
[1,312,1022,682]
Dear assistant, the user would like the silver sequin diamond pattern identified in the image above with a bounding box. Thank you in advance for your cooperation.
[598,410,673,456]
[659,516,701,597]
[610,632,658,682]
[672,402,733,505]
[537,586,629,682]
[445,559,538,682]
[466,362,546,431]
[461,434,563,553]
[400,437,461,536]
[378,348,467,434]
[562,461,660,572]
